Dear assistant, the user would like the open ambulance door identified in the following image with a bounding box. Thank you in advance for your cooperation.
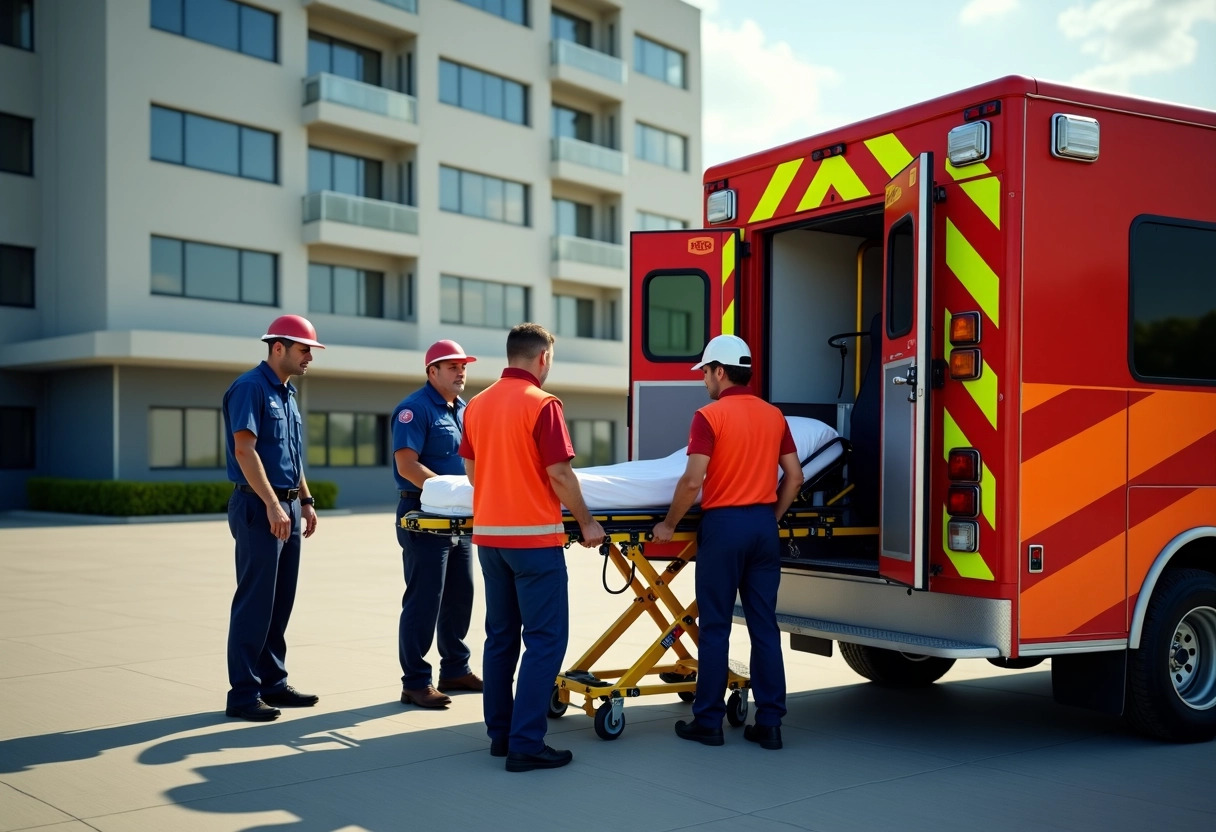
[629,228,741,460]
[878,153,933,589]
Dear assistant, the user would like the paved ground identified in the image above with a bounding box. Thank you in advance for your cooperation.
[1,512,1213,832]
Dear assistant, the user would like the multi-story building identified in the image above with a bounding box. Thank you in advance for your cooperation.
[0,0,702,508]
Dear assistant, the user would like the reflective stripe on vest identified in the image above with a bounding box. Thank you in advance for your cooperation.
[473,522,566,537]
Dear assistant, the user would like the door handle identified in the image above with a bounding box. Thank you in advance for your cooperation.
[892,367,917,402]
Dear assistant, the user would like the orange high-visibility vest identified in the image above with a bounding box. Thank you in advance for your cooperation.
[698,394,788,509]
[464,376,566,547]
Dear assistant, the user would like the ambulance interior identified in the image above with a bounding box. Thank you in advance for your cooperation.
[764,206,888,575]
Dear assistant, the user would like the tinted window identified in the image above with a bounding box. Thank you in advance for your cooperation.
[886,217,914,338]
[0,244,34,307]
[150,236,183,295]
[308,31,380,84]
[151,0,277,62]
[150,106,184,163]
[439,58,527,125]
[0,407,35,469]
[151,235,276,306]
[239,4,276,61]
[185,113,239,176]
[308,412,387,467]
[570,419,613,467]
[635,122,685,171]
[439,165,528,226]
[552,104,592,141]
[0,112,33,175]
[308,147,381,199]
[149,407,224,469]
[634,35,684,88]
[455,0,527,25]
[645,272,706,359]
[440,274,528,328]
[185,0,239,52]
[552,10,591,45]
[2,0,34,50]
[309,263,402,320]
[152,105,277,184]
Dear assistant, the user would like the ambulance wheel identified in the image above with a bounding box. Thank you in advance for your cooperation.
[547,685,568,719]
[839,642,955,687]
[726,691,748,727]
[594,701,625,740]
[1126,569,1216,743]
[987,657,1045,670]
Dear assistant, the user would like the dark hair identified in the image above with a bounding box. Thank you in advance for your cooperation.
[507,322,554,362]
[706,361,752,386]
[266,338,294,357]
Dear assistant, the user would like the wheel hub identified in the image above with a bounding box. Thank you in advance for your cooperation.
[1169,606,1216,710]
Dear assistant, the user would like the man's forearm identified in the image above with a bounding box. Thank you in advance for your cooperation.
[663,478,701,528]
[549,469,594,527]
[235,448,278,505]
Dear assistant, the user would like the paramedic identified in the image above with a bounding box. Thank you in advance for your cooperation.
[460,323,606,772]
[393,340,481,709]
[652,334,803,750]
[223,315,324,722]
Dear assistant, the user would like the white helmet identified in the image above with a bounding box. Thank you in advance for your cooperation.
[691,334,752,371]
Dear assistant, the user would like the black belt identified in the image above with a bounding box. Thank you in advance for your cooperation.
[236,484,300,501]
[399,490,421,499]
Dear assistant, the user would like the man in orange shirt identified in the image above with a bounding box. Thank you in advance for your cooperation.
[653,334,803,750]
[460,323,606,772]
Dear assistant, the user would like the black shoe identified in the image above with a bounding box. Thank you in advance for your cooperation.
[674,719,724,746]
[225,699,280,722]
[490,739,508,757]
[505,745,573,772]
[744,723,783,749]
[262,685,319,707]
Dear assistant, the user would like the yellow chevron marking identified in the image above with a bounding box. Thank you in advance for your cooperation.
[946,219,1000,327]
[959,177,1001,229]
[748,159,803,223]
[864,133,913,177]
[943,409,996,530]
[944,159,992,180]
[720,234,736,335]
[721,300,735,335]
[941,507,996,580]
[944,309,998,430]
[796,156,869,211]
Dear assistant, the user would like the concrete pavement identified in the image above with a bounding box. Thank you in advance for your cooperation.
[1,513,1213,832]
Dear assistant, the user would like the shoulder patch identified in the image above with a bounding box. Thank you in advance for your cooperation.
[398,409,414,424]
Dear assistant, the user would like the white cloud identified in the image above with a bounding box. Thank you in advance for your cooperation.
[1059,0,1216,90]
[699,18,837,169]
[959,0,1019,26]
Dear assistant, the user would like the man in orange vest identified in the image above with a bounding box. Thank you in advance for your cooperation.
[652,334,804,750]
[459,323,606,772]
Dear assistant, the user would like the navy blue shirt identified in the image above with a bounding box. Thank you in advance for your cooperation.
[392,381,466,493]
[224,362,304,490]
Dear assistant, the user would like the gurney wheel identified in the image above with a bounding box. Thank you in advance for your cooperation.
[594,701,625,740]
[726,691,748,727]
[548,685,568,719]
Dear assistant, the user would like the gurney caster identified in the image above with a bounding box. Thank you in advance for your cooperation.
[595,699,625,740]
[548,685,568,719]
[726,690,749,727]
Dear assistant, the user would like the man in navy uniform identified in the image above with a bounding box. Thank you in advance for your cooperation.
[223,315,324,722]
[393,340,482,708]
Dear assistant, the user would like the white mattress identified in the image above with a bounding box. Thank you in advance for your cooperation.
[419,416,841,517]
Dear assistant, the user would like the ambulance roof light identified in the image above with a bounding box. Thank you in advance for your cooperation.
[946,121,990,167]
[706,189,736,224]
[1051,114,1100,162]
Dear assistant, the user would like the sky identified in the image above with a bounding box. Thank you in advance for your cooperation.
[683,0,1216,168]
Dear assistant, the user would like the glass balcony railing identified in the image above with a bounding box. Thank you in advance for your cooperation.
[551,136,626,176]
[375,0,417,12]
[303,191,419,235]
[303,73,418,124]
[550,39,626,84]
[552,235,624,269]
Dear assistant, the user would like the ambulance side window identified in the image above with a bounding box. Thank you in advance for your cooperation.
[886,217,915,338]
[1129,216,1216,384]
[643,271,708,361]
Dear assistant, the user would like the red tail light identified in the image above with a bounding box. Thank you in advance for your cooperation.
[947,485,979,518]
[948,449,980,482]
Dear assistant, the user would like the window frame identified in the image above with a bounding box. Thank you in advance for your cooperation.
[308,261,409,320]
[150,104,278,184]
[0,0,33,51]
[439,165,530,227]
[633,34,686,88]
[0,111,33,176]
[308,145,383,199]
[0,243,35,308]
[438,58,529,126]
[440,273,529,329]
[0,406,35,469]
[568,418,614,468]
[307,30,382,85]
[641,269,710,362]
[150,0,279,63]
[634,121,687,172]
[455,0,529,27]
[150,235,278,307]
[306,410,389,468]
[148,406,226,470]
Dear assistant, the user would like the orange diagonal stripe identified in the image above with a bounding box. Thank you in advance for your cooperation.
[1021,534,1126,639]
[1021,410,1127,539]
[1021,383,1071,412]
[1129,392,1216,479]
[1129,488,1216,595]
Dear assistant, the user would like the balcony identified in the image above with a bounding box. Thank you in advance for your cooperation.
[551,235,624,287]
[550,39,625,101]
[303,73,419,145]
[550,137,626,193]
[302,191,420,258]
[302,0,418,37]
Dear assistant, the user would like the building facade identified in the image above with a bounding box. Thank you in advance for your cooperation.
[0,0,703,508]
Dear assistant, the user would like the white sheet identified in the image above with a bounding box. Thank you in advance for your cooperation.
[419,416,842,517]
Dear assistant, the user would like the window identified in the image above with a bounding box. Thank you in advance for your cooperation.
[569,419,613,467]
[309,263,412,320]
[440,165,528,226]
[634,34,685,87]
[552,104,592,141]
[151,236,276,306]
[439,58,527,125]
[151,105,276,183]
[551,9,591,46]
[0,407,34,469]
[0,244,34,307]
[308,147,382,199]
[307,412,387,467]
[644,272,707,359]
[307,31,380,85]
[1129,216,1216,383]
[636,211,688,231]
[456,0,527,25]
[554,294,594,338]
[1,0,33,50]
[0,112,33,176]
[149,407,225,469]
[886,217,914,338]
[151,0,277,62]
[441,274,528,328]
[553,198,593,238]
[635,122,686,171]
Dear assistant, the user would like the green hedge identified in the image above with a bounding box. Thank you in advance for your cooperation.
[26,478,338,516]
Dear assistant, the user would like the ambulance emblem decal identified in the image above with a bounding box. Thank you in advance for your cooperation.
[687,237,715,255]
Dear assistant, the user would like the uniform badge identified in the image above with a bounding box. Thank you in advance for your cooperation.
[398,409,414,423]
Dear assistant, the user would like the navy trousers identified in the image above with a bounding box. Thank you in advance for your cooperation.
[226,488,301,709]
[692,504,787,728]
[397,495,474,689]
[478,545,569,755]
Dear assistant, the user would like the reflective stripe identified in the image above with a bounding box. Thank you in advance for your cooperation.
[863,133,914,178]
[946,219,1000,327]
[748,159,803,223]
[721,233,736,335]
[796,155,868,211]
[474,523,566,536]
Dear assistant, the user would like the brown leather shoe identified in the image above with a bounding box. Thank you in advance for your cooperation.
[401,685,451,708]
[438,673,483,693]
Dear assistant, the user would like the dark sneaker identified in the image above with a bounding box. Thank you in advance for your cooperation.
[225,699,280,722]
[490,738,508,757]
[505,745,573,772]
[743,723,783,750]
[674,719,724,746]
[401,685,451,708]
[438,673,484,692]
[262,685,319,708]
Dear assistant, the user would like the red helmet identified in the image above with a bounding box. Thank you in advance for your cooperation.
[425,339,476,367]
[261,315,325,348]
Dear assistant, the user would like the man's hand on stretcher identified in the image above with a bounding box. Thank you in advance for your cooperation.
[547,460,607,549]
[652,453,709,544]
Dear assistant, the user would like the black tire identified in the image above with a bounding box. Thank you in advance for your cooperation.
[1126,568,1216,743]
[726,690,748,727]
[839,641,956,687]
[987,656,1045,670]
[594,701,625,740]
[547,685,568,719]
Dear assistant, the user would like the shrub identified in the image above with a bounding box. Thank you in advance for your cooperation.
[26,478,338,515]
